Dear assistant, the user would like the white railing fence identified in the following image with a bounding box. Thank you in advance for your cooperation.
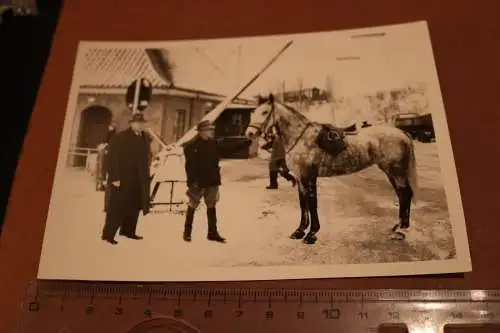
[66,145,100,174]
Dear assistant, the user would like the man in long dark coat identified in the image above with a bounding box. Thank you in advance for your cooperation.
[263,126,296,189]
[182,119,226,243]
[101,113,152,245]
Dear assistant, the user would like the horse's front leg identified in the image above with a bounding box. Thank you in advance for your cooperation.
[303,168,319,245]
[289,183,309,240]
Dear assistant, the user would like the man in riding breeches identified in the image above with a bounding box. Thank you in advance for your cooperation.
[182,120,226,243]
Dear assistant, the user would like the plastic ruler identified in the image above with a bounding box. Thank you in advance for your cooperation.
[18,280,500,333]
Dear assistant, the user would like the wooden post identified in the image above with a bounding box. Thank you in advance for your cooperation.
[281,80,285,103]
[298,76,303,112]
[235,43,242,90]
[132,79,141,114]
[325,74,335,122]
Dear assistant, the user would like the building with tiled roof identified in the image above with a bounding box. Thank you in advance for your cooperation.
[80,48,170,88]
[77,47,242,99]
[69,47,256,167]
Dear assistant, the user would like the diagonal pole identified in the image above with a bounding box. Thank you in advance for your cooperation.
[150,40,294,184]
[174,40,294,148]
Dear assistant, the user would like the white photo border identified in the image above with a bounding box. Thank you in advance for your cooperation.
[37,20,472,281]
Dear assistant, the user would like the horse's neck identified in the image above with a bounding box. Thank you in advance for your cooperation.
[275,104,310,150]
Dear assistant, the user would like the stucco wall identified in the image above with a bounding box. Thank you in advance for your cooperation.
[72,91,218,156]
[74,92,162,133]
[73,92,171,156]
[160,96,190,144]
[159,96,217,144]
[69,90,250,167]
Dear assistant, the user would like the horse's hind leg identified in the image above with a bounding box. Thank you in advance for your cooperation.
[303,167,320,245]
[289,184,309,240]
[381,167,413,240]
[391,183,413,240]
[398,184,412,228]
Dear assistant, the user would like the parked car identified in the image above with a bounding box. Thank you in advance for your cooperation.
[394,112,435,143]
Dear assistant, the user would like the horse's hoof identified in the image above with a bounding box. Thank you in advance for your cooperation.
[390,224,409,241]
[290,230,305,239]
[302,233,317,245]
[390,231,406,241]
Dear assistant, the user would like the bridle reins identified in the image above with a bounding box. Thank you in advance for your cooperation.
[249,102,312,155]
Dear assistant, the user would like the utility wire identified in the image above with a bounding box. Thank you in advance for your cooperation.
[193,46,228,77]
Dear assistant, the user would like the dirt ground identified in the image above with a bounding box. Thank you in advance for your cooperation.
[37,141,457,280]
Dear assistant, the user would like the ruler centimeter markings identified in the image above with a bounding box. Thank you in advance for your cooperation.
[19,281,500,333]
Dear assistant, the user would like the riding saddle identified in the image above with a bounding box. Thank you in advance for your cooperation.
[315,123,358,156]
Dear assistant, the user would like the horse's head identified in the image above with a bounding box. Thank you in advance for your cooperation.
[245,93,276,140]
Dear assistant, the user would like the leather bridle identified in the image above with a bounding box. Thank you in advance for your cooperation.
[248,101,312,155]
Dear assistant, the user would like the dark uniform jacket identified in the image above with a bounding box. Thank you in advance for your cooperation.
[106,128,152,215]
[270,136,286,162]
[263,134,286,172]
[183,136,222,188]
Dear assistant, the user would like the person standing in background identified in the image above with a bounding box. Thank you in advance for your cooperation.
[106,123,116,142]
[99,123,117,193]
[264,125,296,189]
[101,113,152,245]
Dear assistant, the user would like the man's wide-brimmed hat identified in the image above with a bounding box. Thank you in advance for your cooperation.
[197,119,215,131]
[129,113,147,123]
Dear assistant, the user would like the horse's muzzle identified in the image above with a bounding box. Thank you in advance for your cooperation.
[245,126,260,139]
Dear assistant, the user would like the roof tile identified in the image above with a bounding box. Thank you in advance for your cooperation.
[78,46,255,106]
[79,47,169,88]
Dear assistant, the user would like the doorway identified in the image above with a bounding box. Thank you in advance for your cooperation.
[75,105,112,167]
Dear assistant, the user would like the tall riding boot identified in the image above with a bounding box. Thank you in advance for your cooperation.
[207,207,226,243]
[183,206,195,242]
[266,170,279,189]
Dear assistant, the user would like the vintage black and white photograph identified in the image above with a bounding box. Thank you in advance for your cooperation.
[37,20,472,281]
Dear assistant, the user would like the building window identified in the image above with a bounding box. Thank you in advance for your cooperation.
[232,113,243,135]
[175,109,186,140]
[232,113,242,125]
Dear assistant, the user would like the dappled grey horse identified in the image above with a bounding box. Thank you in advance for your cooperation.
[245,94,417,245]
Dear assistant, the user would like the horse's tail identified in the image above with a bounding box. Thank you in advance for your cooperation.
[407,140,418,204]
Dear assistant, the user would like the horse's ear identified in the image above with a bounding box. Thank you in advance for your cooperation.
[268,93,274,103]
[257,95,265,105]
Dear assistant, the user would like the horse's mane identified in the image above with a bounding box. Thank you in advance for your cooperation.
[275,101,310,122]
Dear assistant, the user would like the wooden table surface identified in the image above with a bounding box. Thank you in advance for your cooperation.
[1,0,500,332]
